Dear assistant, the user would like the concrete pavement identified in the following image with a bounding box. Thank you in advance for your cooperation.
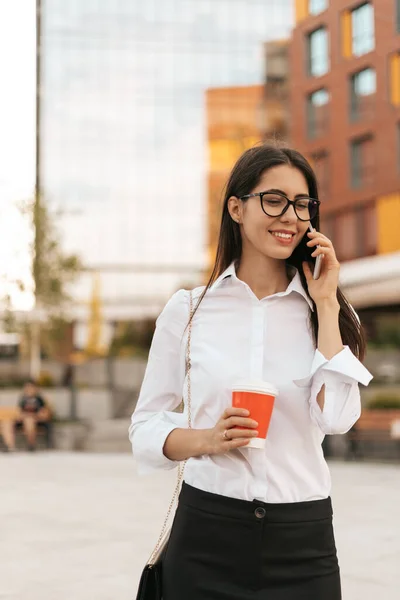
[0,453,399,600]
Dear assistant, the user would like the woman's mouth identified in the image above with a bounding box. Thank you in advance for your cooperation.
[269,230,296,245]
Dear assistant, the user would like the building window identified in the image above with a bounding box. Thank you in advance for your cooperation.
[335,210,361,261]
[309,0,328,15]
[352,3,375,57]
[363,201,377,255]
[350,136,374,188]
[350,68,376,121]
[307,28,329,77]
[390,53,400,106]
[320,214,335,246]
[327,203,376,261]
[311,151,330,200]
[307,89,329,138]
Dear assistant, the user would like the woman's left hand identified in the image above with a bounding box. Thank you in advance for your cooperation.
[303,231,340,306]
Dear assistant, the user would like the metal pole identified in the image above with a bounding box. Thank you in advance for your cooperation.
[35,0,41,200]
[31,0,42,379]
[30,320,41,379]
[69,365,77,421]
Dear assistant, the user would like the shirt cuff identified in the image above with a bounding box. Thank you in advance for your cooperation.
[131,411,187,475]
[293,345,373,388]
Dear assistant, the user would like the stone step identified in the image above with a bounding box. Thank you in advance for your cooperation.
[84,419,132,453]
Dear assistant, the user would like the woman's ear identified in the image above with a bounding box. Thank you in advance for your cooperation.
[227,196,242,224]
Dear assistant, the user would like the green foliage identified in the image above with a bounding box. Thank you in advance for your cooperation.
[109,319,156,357]
[30,196,82,312]
[36,370,55,387]
[368,315,400,349]
[1,196,82,362]
[0,375,27,388]
[367,394,400,410]
[40,316,72,360]
[2,294,17,332]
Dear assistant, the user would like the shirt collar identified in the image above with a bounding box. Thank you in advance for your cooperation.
[212,262,238,289]
[212,262,314,311]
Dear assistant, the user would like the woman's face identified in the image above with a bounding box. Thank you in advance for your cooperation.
[228,165,311,261]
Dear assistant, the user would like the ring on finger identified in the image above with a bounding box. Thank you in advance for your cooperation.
[223,429,229,441]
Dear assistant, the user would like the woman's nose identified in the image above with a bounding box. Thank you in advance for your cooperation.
[281,204,297,221]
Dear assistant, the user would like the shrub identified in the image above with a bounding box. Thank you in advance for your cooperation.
[37,371,54,387]
[367,394,400,410]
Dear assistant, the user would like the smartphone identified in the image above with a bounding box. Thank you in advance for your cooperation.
[308,224,322,280]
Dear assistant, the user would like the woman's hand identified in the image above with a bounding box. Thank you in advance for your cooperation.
[204,407,259,455]
[303,230,340,307]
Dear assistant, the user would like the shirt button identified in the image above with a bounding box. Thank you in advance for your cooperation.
[255,507,266,519]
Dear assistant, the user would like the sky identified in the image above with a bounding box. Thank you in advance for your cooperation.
[0,0,35,310]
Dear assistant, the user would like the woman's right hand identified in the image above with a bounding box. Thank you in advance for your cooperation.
[204,407,259,455]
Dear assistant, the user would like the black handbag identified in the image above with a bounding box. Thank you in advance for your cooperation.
[135,292,194,600]
[135,538,168,600]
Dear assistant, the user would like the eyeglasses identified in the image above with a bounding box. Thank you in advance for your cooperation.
[239,191,320,222]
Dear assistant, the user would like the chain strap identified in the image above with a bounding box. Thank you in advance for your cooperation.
[148,291,194,565]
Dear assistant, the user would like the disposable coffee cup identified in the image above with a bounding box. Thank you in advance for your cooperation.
[232,380,278,449]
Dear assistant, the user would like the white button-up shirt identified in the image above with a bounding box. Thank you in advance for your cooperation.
[129,263,373,503]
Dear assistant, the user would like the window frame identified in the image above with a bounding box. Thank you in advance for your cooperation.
[307,27,329,77]
[349,67,376,121]
[351,2,375,58]
[350,140,362,188]
[307,88,330,138]
[350,135,373,188]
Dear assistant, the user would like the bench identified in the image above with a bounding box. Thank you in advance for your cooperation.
[0,406,53,450]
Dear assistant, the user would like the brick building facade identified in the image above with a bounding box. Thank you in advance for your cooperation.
[290,0,400,263]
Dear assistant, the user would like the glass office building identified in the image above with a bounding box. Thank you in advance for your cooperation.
[41,0,293,319]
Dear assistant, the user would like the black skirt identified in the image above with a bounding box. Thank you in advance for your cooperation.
[163,482,341,600]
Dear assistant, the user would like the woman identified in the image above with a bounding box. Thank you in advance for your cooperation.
[129,144,373,600]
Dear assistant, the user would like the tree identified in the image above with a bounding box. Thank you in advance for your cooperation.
[32,196,81,314]
[25,194,82,376]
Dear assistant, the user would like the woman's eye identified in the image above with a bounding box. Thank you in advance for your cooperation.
[265,198,284,205]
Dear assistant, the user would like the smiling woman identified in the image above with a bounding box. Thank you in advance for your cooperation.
[193,144,365,360]
[130,143,373,600]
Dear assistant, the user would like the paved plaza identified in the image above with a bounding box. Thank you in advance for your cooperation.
[0,453,399,600]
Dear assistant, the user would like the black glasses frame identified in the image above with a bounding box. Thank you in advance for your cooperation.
[239,191,321,222]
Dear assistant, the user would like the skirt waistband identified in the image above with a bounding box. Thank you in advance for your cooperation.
[180,482,332,523]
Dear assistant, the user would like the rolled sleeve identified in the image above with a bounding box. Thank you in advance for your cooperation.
[131,411,187,475]
[294,346,373,435]
[128,289,189,474]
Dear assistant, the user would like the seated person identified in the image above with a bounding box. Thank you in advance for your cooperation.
[1,380,51,452]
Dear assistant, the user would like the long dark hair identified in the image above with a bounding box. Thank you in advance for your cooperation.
[191,144,366,360]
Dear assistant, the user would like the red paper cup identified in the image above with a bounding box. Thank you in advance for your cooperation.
[232,381,278,449]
